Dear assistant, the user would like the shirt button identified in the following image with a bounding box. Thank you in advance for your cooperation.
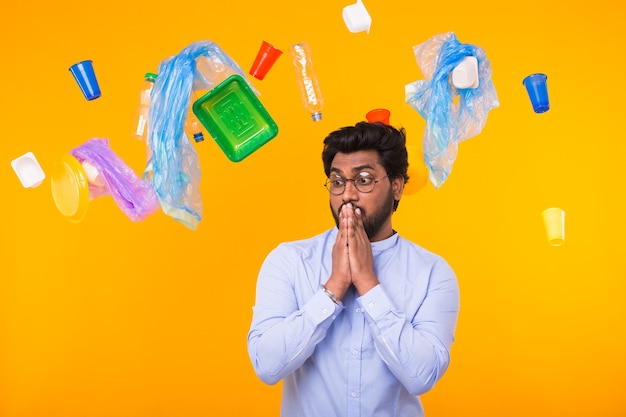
[355,308,361,313]
[351,349,358,355]
[322,308,328,314]
[351,392,357,398]
[368,302,374,308]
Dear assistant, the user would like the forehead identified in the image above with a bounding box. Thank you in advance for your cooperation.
[330,150,383,174]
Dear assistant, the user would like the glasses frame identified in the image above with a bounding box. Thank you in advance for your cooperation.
[324,172,392,195]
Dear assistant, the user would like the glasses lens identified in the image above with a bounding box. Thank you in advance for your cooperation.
[326,177,345,195]
[354,172,376,193]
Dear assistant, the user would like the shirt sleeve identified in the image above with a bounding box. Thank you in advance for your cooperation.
[247,245,344,385]
[358,259,460,395]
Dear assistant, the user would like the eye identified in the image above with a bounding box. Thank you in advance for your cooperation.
[356,173,375,186]
[330,177,345,187]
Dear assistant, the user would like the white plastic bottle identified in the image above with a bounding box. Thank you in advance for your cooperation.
[131,72,157,140]
[289,42,324,122]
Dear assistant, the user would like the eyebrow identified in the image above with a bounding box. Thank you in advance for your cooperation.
[330,164,376,175]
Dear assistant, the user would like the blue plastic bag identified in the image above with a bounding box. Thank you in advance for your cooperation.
[405,32,499,188]
[145,41,253,230]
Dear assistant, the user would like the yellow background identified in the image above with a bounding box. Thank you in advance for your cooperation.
[1,0,625,416]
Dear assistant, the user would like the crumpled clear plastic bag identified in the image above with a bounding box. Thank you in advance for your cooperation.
[70,138,160,222]
[144,40,254,230]
[405,32,499,188]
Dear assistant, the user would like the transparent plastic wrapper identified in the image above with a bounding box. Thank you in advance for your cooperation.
[70,138,160,221]
[405,32,499,188]
[145,40,254,230]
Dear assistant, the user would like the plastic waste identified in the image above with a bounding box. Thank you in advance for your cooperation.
[11,152,45,188]
[405,32,499,188]
[145,40,254,230]
[184,90,205,143]
[342,0,372,34]
[192,74,278,162]
[132,72,157,141]
[50,154,90,223]
[289,42,324,122]
[70,138,160,222]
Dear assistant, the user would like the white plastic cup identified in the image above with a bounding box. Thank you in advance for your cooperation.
[342,0,372,34]
[542,207,565,246]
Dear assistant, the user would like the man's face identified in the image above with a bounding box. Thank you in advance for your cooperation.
[328,150,404,242]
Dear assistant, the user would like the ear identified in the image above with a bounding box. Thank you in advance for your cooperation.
[391,176,404,200]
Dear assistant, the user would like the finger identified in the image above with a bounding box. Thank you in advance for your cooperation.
[341,204,356,243]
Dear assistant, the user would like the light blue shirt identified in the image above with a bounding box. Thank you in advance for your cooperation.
[248,228,460,417]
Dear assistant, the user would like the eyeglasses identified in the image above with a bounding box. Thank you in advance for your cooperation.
[324,172,391,195]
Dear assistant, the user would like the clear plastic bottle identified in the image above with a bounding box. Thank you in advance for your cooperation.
[289,42,324,122]
[184,90,205,143]
[131,72,157,140]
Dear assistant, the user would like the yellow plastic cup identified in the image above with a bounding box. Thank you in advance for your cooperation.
[542,207,565,246]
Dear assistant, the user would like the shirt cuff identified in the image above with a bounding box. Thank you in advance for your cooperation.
[305,289,344,325]
[357,284,394,321]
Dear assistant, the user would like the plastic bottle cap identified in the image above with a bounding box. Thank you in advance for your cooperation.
[193,133,205,142]
[50,154,90,223]
[311,112,322,122]
[145,72,157,82]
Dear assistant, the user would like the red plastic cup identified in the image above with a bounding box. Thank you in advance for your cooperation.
[249,41,283,80]
[366,108,391,125]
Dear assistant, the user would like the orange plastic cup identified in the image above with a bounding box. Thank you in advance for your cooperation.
[366,108,391,125]
[249,41,283,80]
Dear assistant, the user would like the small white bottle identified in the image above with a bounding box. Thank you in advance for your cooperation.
[289,42,324,122]
[131,72,157,140]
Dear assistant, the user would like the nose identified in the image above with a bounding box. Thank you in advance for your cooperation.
[342,179,359,202]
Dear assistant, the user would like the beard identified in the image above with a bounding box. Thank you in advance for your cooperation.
[331,187,395,240]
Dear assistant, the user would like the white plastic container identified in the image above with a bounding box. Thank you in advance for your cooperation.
[11,152,45,188]
[452,56,479,89]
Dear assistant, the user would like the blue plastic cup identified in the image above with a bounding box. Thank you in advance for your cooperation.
[523,73,549,113]
[69,60,101,100]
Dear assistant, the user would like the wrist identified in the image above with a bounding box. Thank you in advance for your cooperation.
[321,284,344,307]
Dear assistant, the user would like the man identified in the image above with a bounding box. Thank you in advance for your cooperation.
[247,121,460,417]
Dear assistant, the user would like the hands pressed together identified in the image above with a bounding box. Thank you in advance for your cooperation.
[325,203,379,302]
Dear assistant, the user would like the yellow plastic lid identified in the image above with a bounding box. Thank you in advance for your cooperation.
[50,154,90,223]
